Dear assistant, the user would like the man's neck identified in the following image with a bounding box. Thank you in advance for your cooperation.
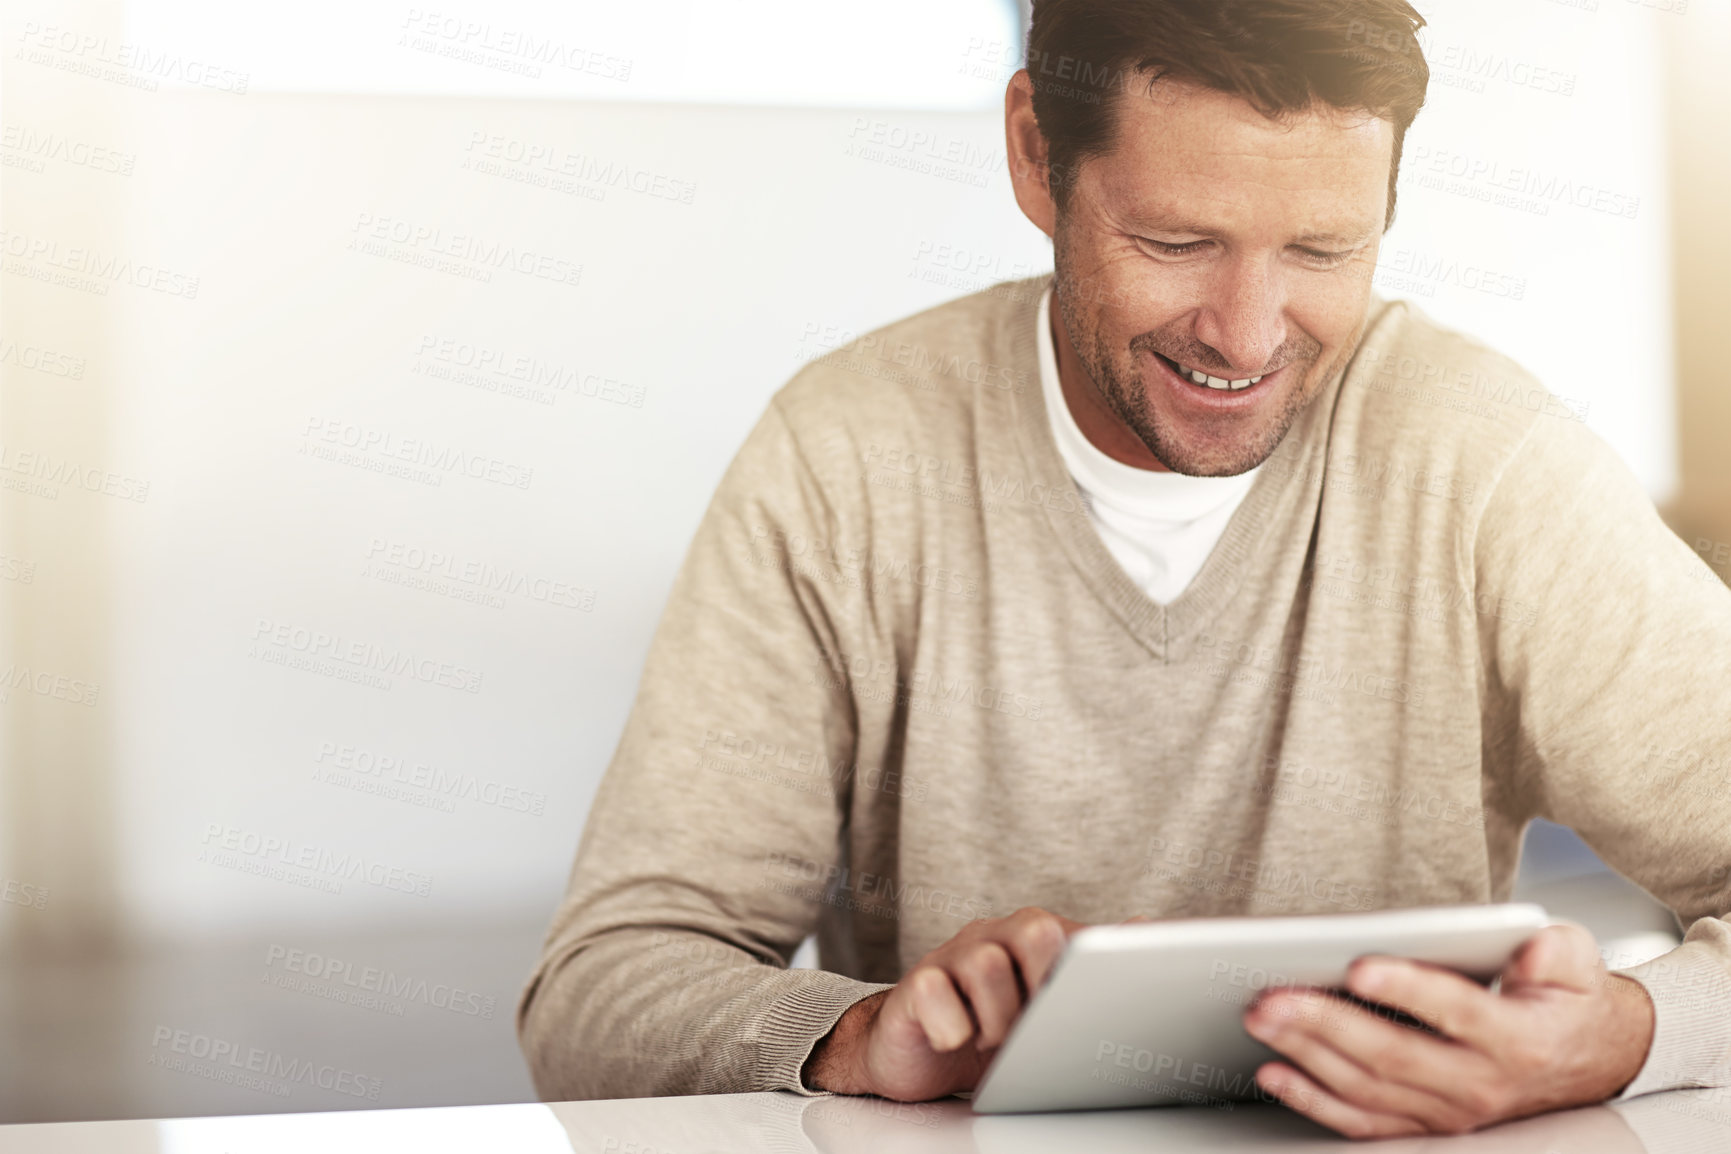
[1049,295,1173,473]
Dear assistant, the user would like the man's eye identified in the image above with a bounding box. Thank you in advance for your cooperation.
[1295,246,1354,267]
[1142,238,1207,257]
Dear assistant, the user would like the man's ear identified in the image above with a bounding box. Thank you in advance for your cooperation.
[1005,70,1058,239]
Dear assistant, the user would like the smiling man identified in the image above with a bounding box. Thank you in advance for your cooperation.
[520,0,1731,1139]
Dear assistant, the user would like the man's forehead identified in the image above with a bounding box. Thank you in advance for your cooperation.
[1092,81,1393,237]
[1112,81,1394,163]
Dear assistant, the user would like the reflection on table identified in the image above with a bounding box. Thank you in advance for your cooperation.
[0,1086,1726,1153]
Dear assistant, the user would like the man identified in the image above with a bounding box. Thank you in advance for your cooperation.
[519,0,1731,1138]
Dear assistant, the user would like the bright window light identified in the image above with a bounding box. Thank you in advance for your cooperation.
[123,0,1026,107]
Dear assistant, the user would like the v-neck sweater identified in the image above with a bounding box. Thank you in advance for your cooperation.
[520,275,1731,1105]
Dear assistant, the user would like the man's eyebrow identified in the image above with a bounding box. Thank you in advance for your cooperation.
[1291,227,1379,246]
[1123,213,1379,247]
[1121,209,1216,236]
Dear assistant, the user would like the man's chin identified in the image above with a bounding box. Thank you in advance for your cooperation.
[1134,418,1286,477]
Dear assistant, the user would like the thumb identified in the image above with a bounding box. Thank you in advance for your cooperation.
[1502,922,1601,992]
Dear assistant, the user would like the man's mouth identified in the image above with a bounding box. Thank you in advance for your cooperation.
[1154,352,1266,392]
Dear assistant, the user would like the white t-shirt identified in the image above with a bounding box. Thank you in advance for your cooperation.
[1037,287,1260,605]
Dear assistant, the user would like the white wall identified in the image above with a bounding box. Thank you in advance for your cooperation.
[1383,0,1676,502]
[0,0,1681,951]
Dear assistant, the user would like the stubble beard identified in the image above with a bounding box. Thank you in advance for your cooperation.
[1051,242,1354,478]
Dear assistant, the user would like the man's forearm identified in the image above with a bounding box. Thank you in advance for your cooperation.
[520,927,890,1099]
[802,990,889,1094]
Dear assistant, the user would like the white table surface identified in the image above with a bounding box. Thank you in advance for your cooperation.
[1,1090,1729,1153]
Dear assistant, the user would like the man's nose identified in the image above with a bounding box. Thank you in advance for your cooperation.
[1192,260,1287,376]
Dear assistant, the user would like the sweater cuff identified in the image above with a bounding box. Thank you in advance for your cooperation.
[1612,1091,1731,1154]
[1612,941,1731,1099]
[748,974,895,1095]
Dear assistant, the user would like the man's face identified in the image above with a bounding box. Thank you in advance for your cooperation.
[1046,81,1393,476]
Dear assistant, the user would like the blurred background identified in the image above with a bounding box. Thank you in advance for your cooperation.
[1,0,1725,1125]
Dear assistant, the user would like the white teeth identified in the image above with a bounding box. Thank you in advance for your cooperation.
[1180,363,1265,391]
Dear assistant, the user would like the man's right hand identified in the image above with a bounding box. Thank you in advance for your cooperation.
[802,907,1086,1101]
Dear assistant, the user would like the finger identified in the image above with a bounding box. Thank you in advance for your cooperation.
[1245,994,1475,1132]
[990,908,1072,992]
[948,942,1023,1049]
[1502,923,1602,991]
[903,965,974,1052]
[1346,957,1503,1047]
[1252,988,1492,1104]
[1255,1061,1427,1140]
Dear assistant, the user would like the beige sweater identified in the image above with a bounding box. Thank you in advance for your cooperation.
[518,275,1731,1103]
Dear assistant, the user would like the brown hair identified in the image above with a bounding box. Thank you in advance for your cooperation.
[1026,0,1429,225]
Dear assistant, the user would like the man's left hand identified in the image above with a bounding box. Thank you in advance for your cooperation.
[1244,922,1656,1139]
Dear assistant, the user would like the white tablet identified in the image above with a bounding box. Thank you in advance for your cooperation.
[970,902,1549,1115]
